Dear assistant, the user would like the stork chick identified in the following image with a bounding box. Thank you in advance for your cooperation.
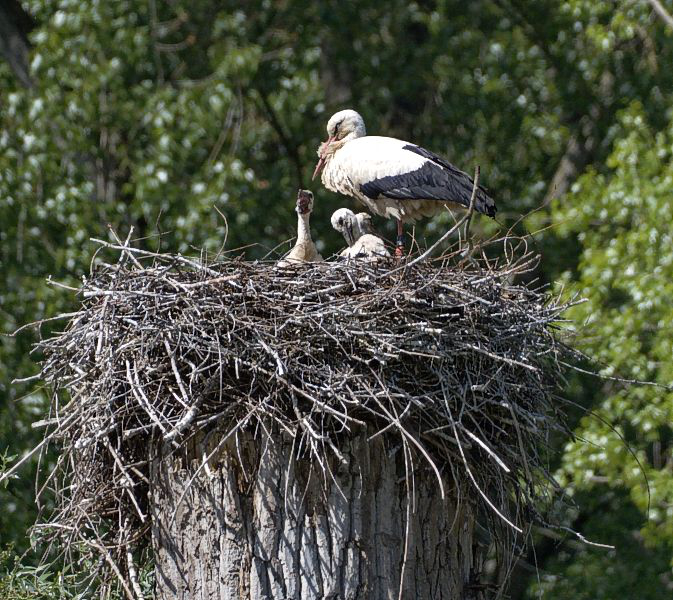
[331,208,390,261]
[313,109,497,256]
[277,189,323,268]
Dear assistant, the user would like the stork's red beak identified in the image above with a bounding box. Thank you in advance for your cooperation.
[312,136,334,180]
[312,156,326,180]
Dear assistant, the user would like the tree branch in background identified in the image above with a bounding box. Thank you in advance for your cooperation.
[148,0,165,85]
[254,90,305,188]
[492,0,618,207]
[543,133,589,205]
[0,0,35,88]
[647,0,673,29]
[544,70,614,205]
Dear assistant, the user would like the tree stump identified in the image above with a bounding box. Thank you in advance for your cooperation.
[150,427,481,600]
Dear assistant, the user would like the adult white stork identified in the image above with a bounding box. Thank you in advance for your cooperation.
[313,109,496,255]
[331,208,390,260]
[276,189,323,268]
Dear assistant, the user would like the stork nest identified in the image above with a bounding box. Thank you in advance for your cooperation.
[33,237,577,593]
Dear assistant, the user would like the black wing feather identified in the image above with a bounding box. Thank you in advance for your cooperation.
[359,144,496,218]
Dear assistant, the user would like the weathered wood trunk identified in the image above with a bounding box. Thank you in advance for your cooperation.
[150,427,482,599]
[0,0,35,88]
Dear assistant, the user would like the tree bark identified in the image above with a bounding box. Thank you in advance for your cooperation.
[0,0,35,88]
[150,427,482,599]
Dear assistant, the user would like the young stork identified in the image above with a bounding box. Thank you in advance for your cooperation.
[313,109,497,255]
[331,208,390,260]
[276,189,323,268]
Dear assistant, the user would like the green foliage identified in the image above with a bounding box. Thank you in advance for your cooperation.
[553,103,673,557]
[2,0,673,596]
[0,544,154,600]
[527,490,673,599]
[0,546,73,599]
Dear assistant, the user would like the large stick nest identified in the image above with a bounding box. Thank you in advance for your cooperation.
[34,238,576,592]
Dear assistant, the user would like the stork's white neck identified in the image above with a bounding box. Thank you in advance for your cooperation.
[341,130,364,144]
[297,212,312,242]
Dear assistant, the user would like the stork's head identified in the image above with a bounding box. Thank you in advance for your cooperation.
[331,208,357,246]
[325,109,366,141]
[296,189,314,215]
[313,109,366,180]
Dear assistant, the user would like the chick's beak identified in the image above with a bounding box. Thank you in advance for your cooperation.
[345,220,355,246]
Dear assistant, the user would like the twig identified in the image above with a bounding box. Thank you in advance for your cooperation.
[124,517,144,599]
[462,165,480,251]
[647,0,673,29]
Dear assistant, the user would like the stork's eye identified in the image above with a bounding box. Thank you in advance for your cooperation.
[334,119,344,135]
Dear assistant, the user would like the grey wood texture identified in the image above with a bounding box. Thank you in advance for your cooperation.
[151,429,480,599]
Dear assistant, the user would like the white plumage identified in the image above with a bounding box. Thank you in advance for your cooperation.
[277,190,323,268]
[313,110,496,250]
[331,208,390,261]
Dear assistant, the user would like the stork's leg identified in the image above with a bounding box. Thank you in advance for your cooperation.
[395,219,405,258]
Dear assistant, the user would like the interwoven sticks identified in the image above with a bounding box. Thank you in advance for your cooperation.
[34,239,575,593]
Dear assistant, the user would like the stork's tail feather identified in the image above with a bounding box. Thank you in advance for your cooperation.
[457,176,497,218]
[475,187,497,218]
